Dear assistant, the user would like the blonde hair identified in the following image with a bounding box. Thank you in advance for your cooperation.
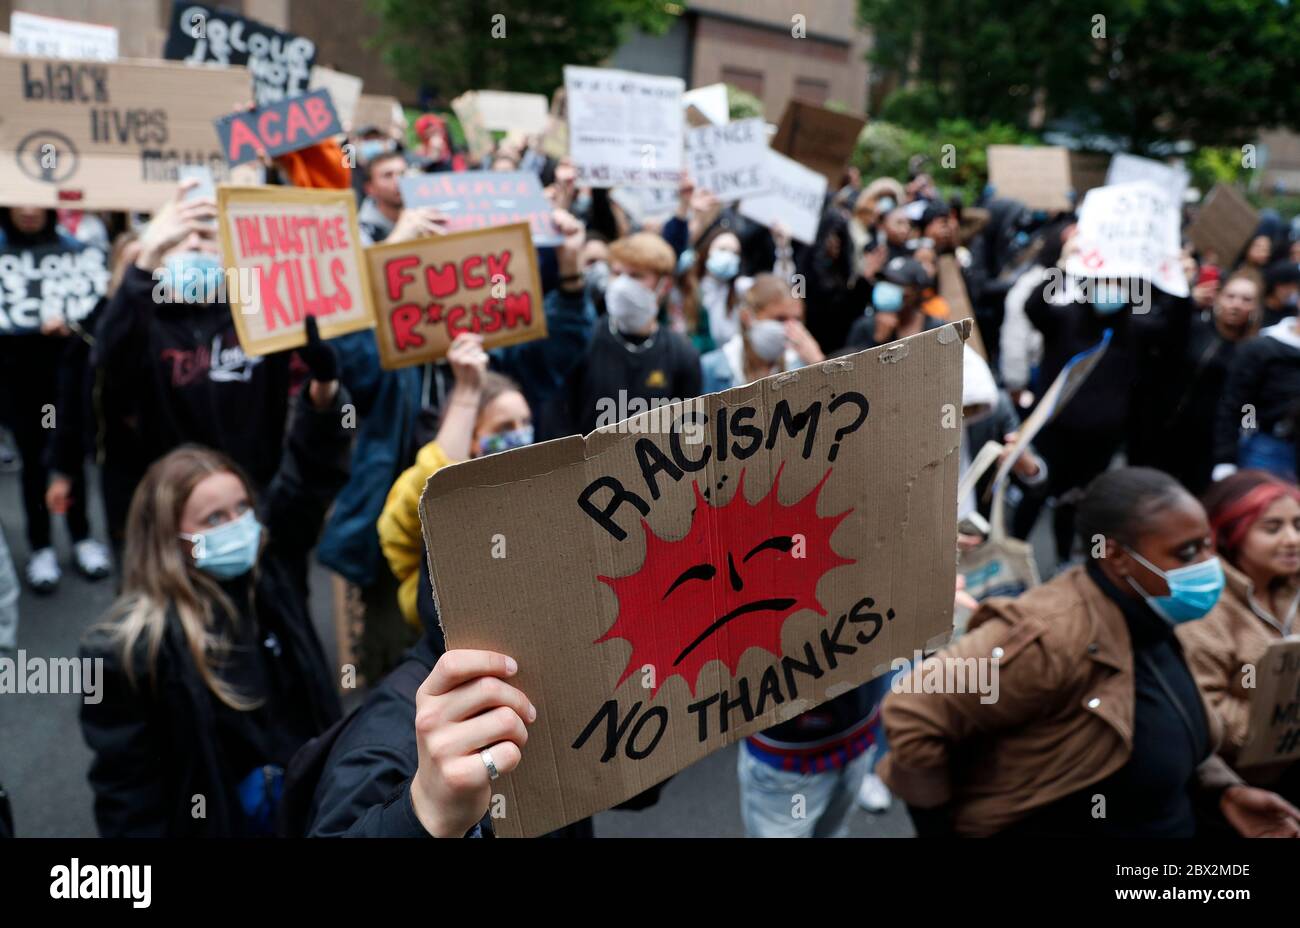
[745,273,793,314]
[95,446,261,710]
[609,232,675,276]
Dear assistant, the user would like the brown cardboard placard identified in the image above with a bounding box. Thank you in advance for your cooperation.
[539,87,568,160]
[352,93,403,134]
[0,55,248,211]
[309,65,364,132]
[771,100,866,186]
[1068,150,1111,200]
[419,321,969,837]
[451,91,495,164]
[365,222,545,369]
[474,91,549,134]
[1236,638,1300,768]
[1187,183,1259,267]
[937,254,986,360]
[986,145,1073,212]
[216,185,374,356]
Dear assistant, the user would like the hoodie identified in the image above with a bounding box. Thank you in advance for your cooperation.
[1214,320,1300,466]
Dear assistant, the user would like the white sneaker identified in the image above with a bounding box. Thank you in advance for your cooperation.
[856,772,892,813]
[74,539,112,580]
[26,547,61,593]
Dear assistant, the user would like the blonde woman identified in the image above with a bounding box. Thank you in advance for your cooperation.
[79,319,349,836]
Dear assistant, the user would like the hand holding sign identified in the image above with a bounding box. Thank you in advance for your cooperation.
[136,181,219,271]
[389,207,451,244]
[410,649,535,839]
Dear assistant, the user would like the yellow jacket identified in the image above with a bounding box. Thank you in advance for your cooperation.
[378,440,453,625]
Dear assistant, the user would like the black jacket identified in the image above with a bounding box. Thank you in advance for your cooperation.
[93,264,292,488]
[307,558,445,838]
[549,320,702,439]
[1024,280,1169,435]
[79,387,350,837]
[1214,326,1300,466]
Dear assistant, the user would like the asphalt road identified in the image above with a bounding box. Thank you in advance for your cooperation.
[2,461,1058,838]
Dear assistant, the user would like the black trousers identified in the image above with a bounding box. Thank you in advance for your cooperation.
[0,335,89,551]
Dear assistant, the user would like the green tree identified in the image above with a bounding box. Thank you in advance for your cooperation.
[859,0,1300,153]
[371,0,676,101]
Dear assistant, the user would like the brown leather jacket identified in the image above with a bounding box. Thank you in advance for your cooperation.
[879,566,1240,836]
[1176,562,1298,782]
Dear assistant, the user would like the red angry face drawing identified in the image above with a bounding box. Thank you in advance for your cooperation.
[597,465,854,696]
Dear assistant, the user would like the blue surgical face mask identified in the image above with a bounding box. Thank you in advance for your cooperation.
[706,250,740,281]
[161,251,223,304]
[358,139,390,162]
[1123,547,1224,625]
[875,197,896,214]
[1094,299,1127,315]
[676,248,696,276]
[872,280,905,313]
[477,424,534,456]
[180,510,262,580]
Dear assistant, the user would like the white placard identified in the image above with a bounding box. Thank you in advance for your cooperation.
[1106,153,1189,208]
[1067,180,1189,297]
[10,11,118,60]
[683,83,729,126]
[564,65,684,188]
[738,149,827,245]
[685,117,768,201]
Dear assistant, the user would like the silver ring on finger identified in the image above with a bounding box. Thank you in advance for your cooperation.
[480,749,500,781]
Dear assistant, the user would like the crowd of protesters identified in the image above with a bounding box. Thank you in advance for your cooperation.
[2,92,1300,841]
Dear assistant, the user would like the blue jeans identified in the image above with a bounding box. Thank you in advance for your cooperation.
[1239,432,1297,482]
[738,746,872,838]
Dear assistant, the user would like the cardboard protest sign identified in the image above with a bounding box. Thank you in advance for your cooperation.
[309,66,363,132]
[1067,181,1188,297]
[1237,639,1300,768]
[938,255,987,360]
[419,322,969,837]
[1106,152,1189,208]
[739,149,828,245]
[989,330,1111,497]
[0,55,248,211]
[986,145,1073,212]
[1187,183,1259,266]
[400,171,560,247]
[685,117,769,201]
[352,94,402,134]
[214,89,342,166]
[1068,150,1110,200]
[683,83,730,127]
[0,242,107,334]
[162,0,315,107]
[365,223,545,369]
[450,92,495,165]
[473,91,549,134]
[770,100,865,186]
[564,66,685,188]
[539,88,568,160]
[10,11,118,60]
[216,186,374,356]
